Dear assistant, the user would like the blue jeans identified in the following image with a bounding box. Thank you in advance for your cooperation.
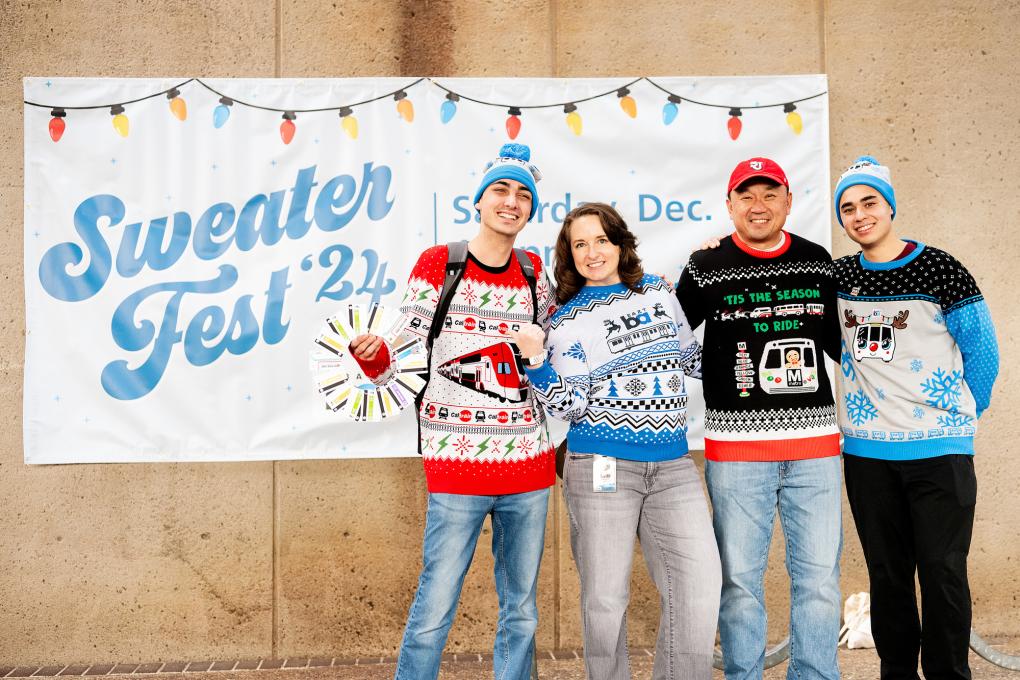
[706,457,843,680]
[564,453,721,680]
[394,488,550,680]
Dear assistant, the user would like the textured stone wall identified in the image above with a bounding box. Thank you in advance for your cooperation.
[1,0,1016,665]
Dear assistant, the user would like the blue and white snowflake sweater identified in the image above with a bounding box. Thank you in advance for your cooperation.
[524,274,702,462]
[833,241,998,460]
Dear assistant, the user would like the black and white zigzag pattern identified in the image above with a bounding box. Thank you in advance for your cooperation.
[585,409,687,433]
[604,357,684,378]
[706,405,837,433]
[689,260,833,287]
[639,277,674,294]
[592,341,682,378]
[535,380,571,402]
[551,288,638,328]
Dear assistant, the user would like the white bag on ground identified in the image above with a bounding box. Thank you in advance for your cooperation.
[839,591,875,649]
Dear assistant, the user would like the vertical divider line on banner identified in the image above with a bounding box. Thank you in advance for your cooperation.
[433,192,438,245]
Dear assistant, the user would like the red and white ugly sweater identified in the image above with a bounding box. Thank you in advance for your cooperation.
[398,245,556,495]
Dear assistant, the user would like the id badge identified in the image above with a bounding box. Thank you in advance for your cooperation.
[593,455,617,493]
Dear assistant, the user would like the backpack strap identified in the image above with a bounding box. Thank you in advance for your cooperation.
[425,240,469,355]
[513,247,539,324]
[414,240,469,455]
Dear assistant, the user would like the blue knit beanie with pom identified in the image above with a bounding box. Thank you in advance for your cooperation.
[834,155,896,226]
[472,143,542,221]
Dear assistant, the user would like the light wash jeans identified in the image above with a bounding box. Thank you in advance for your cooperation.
[394,488,550,680]
[705,457,842,680]
[564,453,721,680]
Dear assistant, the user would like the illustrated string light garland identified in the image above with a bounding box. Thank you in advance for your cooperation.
[24,76,826,143]
[25,77,425,145]
[642,78,825,140]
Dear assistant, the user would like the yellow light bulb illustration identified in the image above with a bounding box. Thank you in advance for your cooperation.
[564,104,582,136]
[786,111,803,135]
[566,111,582,135]
[110,105,129,137]
[784,103,803,135]
[341,114,359,139]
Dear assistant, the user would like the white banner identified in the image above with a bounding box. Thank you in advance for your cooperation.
[23,75,830,463]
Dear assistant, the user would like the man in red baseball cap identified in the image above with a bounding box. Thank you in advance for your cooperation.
[675,157,843,679]
[724,157,791,250]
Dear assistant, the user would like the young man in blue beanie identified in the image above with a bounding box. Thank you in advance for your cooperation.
[351,143,555,680]
[832,156,999,680]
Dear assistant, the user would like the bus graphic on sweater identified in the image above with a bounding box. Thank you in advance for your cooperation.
[843,309,909,363]
[437,342,529,402]
[758,338,820,394]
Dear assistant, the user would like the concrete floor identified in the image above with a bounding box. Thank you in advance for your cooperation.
[88,645,1020,680]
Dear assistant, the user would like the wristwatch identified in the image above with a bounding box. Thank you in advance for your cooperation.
[525,353,546,368]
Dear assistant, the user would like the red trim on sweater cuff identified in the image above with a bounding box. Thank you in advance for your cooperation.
[705,433,839,462]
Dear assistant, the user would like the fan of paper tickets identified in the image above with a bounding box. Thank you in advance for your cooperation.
[310,303,427,421]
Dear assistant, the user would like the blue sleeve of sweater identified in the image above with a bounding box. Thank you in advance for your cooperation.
[945,298,998,417]
[524,326,591,424]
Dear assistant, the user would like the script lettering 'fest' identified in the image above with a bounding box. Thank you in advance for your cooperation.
[38,164,395,400]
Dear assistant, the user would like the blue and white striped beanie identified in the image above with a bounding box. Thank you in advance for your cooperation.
[472,143,542,221]
[834,155,896,226]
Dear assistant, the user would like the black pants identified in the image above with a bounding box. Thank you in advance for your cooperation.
[844,454,976,680]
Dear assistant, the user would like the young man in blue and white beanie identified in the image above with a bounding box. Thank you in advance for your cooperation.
[832,156,998,680]
[352,143,555,680]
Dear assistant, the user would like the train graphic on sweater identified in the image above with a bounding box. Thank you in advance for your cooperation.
[437,341,530,403]
[843,309,909,363]
[758,338,820,395]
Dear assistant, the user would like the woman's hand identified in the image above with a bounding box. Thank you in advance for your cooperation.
[508,323,547,361]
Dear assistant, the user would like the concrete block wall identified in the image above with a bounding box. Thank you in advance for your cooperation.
[1,0,1016,665]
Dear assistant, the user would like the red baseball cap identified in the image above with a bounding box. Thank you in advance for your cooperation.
[727,157,789,195]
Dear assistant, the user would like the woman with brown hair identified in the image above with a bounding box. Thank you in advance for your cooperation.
[510,203,720,679]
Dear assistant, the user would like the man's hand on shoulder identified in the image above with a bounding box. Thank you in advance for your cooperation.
[698,234,726,251]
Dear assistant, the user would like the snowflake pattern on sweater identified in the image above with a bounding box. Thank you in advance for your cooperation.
[833,241,998,460]
[526,275,702,462]
[398,245,556,494]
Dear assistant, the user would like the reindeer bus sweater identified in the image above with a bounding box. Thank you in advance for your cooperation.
[676,232,841,462]
[524,274,702,461]
[833,241,998,460]
[399,245,556,495]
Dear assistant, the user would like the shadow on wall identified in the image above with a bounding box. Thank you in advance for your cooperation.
[400,2,454,75]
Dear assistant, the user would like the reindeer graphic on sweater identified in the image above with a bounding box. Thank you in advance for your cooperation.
[844,309,909,362]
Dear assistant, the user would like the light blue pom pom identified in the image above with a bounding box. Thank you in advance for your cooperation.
[499,143,531,162]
